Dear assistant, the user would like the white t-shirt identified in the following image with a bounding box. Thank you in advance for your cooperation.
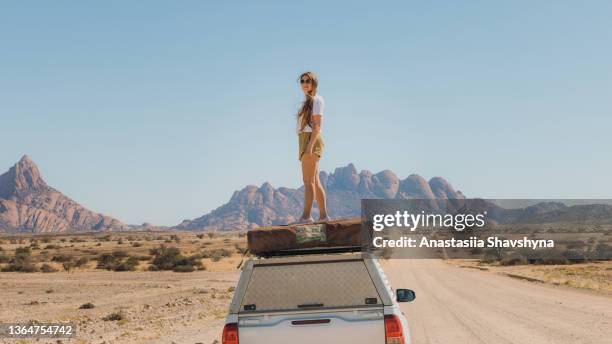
[296,95,325,134]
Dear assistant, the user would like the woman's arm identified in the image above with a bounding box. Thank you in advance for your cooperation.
[306,114,322,154]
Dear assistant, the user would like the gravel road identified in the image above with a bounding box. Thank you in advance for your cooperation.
[384,259,612,344]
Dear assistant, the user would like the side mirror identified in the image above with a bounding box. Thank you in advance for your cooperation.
[396,289,415,303]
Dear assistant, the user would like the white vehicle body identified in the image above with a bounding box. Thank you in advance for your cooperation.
[222,251,413,344]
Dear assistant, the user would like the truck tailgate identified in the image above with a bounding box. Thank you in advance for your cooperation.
[238,309,385,344]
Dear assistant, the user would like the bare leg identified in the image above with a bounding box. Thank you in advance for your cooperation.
[300,153,318,219]
[314,167,328,219]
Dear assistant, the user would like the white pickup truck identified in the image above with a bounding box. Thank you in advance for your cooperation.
[221,248,415,344]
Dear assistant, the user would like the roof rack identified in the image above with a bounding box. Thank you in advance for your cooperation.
[256,245,363,258]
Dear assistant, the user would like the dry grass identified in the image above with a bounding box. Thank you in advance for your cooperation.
[453,259,612,293]
[497,262,612,292]
[0,230,248,273]
[0,230,246,343]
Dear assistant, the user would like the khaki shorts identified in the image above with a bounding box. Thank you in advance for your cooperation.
[298,132,325,160]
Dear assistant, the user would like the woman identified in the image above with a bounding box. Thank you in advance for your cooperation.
[295,71,329,224]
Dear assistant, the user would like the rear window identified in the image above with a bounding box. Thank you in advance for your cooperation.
[240,260,382,313]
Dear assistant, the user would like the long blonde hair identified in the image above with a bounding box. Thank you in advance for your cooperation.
[297,71,318,131]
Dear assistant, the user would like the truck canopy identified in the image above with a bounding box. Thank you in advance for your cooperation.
[229,252,394,315]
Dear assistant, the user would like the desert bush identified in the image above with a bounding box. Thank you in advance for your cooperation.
[533,249,569,265]
[126,256,139,265]
[102,310,125,321]
[469,247,484,255]
[0,254,10,263]
[131,242,142,247]
[196,234,204,239]
[500,254,528,266]
[75,257,89,268]
[593,242,612,260]
[96,252,138,271]
[2,247,38,272]
[41,263,58,273]
[0,245,3,251]
[217,248,232,259]
[62,260,76,272]
[207,232,215,239]
[479,254,498,264]
[149,245,202,272]
[562,249,587,262]
[112,262,137,271]
[112,250,129,259]
[560,240,587,250]
[149,245,181,270]
[52,254,73,263]
[44,244,60,250]
[173,264,195,273]
[113,256,139,271]
[201,248,233,261]
[15,247,31,256]
[79,302,95,309]
[97,254,119,270]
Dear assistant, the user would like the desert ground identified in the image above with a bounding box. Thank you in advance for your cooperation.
[384,259,612,344]
[0,231,610,344]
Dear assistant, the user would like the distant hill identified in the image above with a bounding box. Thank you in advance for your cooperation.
[3,156,608,233]
[176,163,466,231]
[486,201,612,225]
[0,155,126,233]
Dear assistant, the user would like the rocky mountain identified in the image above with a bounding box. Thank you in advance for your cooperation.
[177,163,466,231]
[0,155,126,233]
[448,199,612,226]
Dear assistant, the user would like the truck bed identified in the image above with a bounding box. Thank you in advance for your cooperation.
[226,252,397,344]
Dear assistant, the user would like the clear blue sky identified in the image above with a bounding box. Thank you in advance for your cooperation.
[1,1,611,226]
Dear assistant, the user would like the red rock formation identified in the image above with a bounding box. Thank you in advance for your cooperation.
[0,155,126,233]
[177,163,466,231]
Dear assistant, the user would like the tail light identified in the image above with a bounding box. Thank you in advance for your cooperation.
[384,314,405,344]
[222,323,238,344]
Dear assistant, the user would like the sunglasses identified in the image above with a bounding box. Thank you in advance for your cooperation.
[300,78,312,84]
